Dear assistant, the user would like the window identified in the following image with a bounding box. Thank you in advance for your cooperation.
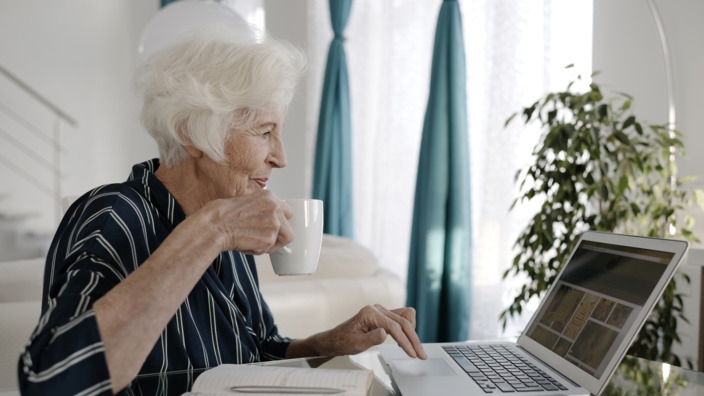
[307,0,593,339]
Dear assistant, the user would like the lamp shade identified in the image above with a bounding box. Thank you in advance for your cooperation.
[137,0,253,65]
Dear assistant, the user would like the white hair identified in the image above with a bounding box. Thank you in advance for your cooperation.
[134,23,306,167]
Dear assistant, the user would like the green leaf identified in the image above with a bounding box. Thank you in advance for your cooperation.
[694,189,704,209]
[630,203,641,215]
[617,176,629,195]
[504,113,518,127]
[598,103,609,120]
[599,183,609,201]
[634,122,643,135]
[613,130,631,145]
[622,115,635,130]
[523,104,537,120]
[547,109,557,124]
[621,99,632,112]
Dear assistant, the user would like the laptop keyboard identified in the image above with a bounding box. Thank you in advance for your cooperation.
[443,345,569,393]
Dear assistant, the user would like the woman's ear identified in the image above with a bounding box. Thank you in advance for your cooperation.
[179,124,203,159]
[184,144,203,159]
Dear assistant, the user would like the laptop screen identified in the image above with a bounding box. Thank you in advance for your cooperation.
[523,240,674,379]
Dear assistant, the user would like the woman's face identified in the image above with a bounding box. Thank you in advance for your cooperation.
[198,107,287,199]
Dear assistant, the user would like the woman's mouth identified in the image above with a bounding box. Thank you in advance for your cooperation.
[253,178,268,188]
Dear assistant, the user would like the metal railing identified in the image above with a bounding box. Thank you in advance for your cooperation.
[0,64,77,224]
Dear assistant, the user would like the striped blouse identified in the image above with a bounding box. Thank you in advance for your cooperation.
[18,159,291,396]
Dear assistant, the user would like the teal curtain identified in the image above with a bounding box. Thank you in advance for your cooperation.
[161,0,178,7]
[312,0,354,238]
[406,0,472,343]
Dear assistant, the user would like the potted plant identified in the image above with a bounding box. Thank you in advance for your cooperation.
[501,66,704,366]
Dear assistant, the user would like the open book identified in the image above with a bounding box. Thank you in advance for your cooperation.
[181,364,373,395]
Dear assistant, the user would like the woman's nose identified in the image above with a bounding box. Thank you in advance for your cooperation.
[269,137,287,168]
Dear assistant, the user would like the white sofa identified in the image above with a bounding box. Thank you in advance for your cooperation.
[0,234,405,391]
[255,234,406,338]
[0,258,43,392]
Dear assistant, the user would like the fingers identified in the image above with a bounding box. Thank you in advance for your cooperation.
[269,198,294,253]
[280,199,294,220]
[390,307,417,328]
[314,305,426,359]
[353,327,388,352]
[372,305,427,360]
[209,190,295,254]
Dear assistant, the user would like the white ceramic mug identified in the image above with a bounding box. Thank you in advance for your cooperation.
[269,198,324,275]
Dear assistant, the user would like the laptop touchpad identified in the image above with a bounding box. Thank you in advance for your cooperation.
[393,359,457,377]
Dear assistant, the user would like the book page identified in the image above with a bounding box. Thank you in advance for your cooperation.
[187,364,373,395]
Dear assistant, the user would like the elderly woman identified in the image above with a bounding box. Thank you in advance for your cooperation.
[18,25,425,396]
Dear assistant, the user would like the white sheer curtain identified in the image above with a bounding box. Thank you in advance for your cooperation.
[307,0,592,340]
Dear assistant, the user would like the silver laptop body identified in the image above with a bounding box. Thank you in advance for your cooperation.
[380,231,688,396]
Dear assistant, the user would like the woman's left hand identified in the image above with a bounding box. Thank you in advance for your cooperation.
[286,305,427,360]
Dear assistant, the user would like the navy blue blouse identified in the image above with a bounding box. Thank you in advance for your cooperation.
[18,159,290,396]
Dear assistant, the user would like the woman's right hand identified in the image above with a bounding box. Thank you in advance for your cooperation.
[202,189,295,255]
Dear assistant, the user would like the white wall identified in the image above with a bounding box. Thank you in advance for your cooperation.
[593,0,704,367]
[592,0,704,238]
[263,0,315,199]
[0,0,159,230]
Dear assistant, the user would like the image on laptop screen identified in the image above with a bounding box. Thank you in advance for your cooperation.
[524,240,674,379]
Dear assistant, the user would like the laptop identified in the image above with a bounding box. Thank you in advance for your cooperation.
[379,231,688,396]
